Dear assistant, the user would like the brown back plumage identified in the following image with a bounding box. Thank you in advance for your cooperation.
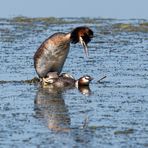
[34,26,93,78]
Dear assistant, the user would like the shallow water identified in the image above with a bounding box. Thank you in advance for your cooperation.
[0,17,148,148]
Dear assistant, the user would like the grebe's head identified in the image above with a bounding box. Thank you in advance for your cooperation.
[77,75,93,86]
[70,26,93,56]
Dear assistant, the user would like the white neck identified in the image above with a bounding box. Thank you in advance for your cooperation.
[75,80,79,88]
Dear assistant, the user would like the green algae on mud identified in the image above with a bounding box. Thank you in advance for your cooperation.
[9,16,112,25]
[2,16,148,33]
[0,77,39,84]
[11,16,67,24]
[114,128,134,135]
[140,22,148,26]
[113,22,148,32]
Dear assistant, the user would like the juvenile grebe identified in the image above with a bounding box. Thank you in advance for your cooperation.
[42,73,93,88]
[34,26,93,78]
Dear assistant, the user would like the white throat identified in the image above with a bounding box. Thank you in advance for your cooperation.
[75,80,79,88]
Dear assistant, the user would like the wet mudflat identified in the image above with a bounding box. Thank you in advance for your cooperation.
[0,17,148,147]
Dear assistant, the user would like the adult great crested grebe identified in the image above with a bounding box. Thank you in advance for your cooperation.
[34,26,93,78]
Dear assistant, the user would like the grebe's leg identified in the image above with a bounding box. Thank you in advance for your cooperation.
[41,72,59,85]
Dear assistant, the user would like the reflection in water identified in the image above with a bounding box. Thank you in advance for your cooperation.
[78,86,92,96]
[34,86,70,131]
[34,85,92,131]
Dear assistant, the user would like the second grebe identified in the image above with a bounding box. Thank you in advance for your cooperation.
[34,26,93,78]
[42,73,93,88]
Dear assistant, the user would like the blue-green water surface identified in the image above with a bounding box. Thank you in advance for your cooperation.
[0,17,148,148]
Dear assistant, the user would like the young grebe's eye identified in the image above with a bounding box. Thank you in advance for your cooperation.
[85,76,90,80]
